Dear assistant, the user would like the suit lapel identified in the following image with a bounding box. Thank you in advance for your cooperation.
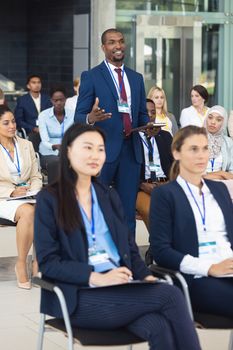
[124,66,136,118]
[27,94,38,115]
[99,61,119,101]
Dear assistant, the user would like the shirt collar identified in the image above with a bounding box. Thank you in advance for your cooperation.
[177,175,210,195]
[49,107,67,120]
[104,60,124,73]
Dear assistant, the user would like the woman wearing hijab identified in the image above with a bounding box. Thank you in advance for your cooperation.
[203,105,233,180]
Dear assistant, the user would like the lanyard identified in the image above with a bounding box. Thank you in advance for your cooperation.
[0,142,21,177]
[140,135,155,158]
[185,181,206,231]
[210,158,215,172]
[105,60,125,99]
[80,188,96,248]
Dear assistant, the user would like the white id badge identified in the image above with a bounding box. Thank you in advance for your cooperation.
[117,100,130,113]
[88,248,109,266]
[36,119,39,126]
[199,233,217,257]
[149,162,159,172]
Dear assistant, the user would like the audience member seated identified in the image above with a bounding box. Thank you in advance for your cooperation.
[34,123,201,350]
[147,86,178,136]
[65,76,80,112]
[136,98,173,230]
[14,74,51,135]
[38,85,74,172]
[0,105,42,289]
[180,85,209,128]
[150,126,233,319]
[203,105,233,180]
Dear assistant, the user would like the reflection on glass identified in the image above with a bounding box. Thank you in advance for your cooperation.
[201,24,219,106]
[162,39,180,120]
[144,38,157,92]
[116,0,219,12]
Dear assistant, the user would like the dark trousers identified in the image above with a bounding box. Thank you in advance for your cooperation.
[100,138,141,235]
[71,283,201,350]
[40,155,60,183]
[190,277,233,317]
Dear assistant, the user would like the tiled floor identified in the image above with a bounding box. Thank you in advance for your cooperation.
[0,221,231,350]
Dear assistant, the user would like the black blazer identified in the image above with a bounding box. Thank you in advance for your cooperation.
[15,93,52,133]
[34,182,151,318]
[149,179,233,287]
[140,130,173,180]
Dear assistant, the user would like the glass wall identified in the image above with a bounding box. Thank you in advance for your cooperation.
[116,0,233,119]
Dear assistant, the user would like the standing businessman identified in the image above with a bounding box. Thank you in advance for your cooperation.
[74,28,149,235]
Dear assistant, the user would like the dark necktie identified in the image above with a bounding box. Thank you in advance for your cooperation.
[146,135,156,181]
[114,68,132,136]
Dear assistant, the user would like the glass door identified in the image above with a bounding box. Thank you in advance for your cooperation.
[136,15,202,121]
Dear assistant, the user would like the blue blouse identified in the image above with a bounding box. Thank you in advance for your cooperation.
[80,185,121,272]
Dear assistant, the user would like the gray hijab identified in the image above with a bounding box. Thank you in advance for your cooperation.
[204,105,228,159]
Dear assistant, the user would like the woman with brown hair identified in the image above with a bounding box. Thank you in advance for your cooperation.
[150,125,233,318]
[180,85,209,128]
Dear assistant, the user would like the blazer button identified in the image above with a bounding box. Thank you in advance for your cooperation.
[123,254,128,260]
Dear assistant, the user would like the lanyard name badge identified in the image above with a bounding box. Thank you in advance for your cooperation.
[185,181,217,257]
[1,143,21,178]
[210,158,215,172]
[86,191,110,267]
[105,60,130,114]
[141,136,159,172]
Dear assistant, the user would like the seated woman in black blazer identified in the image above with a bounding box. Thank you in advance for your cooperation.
[150,125,233,318]
[34,124,200,350]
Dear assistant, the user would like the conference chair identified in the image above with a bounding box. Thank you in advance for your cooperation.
[32,276,146,350]
[150,264,233,350]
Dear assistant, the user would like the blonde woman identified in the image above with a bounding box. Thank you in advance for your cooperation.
[147,86,178,136]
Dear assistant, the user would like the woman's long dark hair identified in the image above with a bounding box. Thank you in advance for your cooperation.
[170,125,207,180]
[49,123,106,233]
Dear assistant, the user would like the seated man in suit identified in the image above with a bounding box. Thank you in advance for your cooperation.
[136,99,173,264]
[14,74,51,135]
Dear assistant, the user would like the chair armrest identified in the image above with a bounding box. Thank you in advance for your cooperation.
[149,264,180,278]
[32,276,55,292]
[149,264,194,320]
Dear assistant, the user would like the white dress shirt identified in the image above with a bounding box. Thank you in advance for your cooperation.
[180,105,209,128]
[177,175,233,277]
[104,60,132,120]
[0,140,23,185]
[65,95,78,112]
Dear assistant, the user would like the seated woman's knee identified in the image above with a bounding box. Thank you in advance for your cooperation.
[15,204,35,222]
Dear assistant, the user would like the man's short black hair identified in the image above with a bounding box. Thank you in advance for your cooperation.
[26,74,42,85]
[101,28,123,44]
[146,98,155,105]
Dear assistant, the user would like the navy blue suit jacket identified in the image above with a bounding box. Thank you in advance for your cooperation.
[34,182,151,318]
[149,180,233,287]
[74,61,149,163]
[15,93,52,133]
